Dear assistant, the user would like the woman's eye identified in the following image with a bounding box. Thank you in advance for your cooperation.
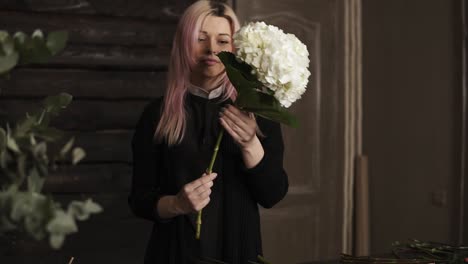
[198,38,206,42]
[219,40,230,44]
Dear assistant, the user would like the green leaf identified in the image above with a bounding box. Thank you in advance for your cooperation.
[46,31,68,55]
[34,126,64,142]
[46,209,78,240]
[16,35,52,65]
[15,114,38,138]
[238,91,298,127]
[49,233,65,249]
[28,168,45,193]
[218,52,261,84]
[30,133,37,146]
[2,35,15,55]
[32,141,47,161]
[217,52,262,94]
[68,199,102,221]
[31,29,44,40]
[13,31,27,45]
[0,127,6,153]
[0,51,19,75]
[0,31,9,42]
[60,137,75,157]
[17,154,27,181]
[0,215,17,232]
[43,93,73,115]
[6,132,21,153]
[72,147,85,165]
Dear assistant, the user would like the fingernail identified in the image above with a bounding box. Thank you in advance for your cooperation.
[219,111,223,116]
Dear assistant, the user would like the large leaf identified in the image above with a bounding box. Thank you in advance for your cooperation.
[217,52,262,93]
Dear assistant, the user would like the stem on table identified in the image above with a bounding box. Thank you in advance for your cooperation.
[196,130,224,240]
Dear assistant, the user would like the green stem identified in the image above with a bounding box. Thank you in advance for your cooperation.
[196,130,224,240]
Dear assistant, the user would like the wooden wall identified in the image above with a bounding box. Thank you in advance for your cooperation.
[0,1,194,263]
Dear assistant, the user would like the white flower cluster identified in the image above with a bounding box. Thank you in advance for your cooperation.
[233,21,310,108]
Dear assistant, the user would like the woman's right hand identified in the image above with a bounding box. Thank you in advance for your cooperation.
[174,172,217,214]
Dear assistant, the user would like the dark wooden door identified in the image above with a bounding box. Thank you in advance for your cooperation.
[235,0,352,263]
[0,1,194,263]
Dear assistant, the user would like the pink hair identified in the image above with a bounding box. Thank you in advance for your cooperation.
[154,0,241,145]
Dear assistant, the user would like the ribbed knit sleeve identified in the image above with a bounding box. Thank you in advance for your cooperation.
[128,98,168,222]
[242,118,289,209]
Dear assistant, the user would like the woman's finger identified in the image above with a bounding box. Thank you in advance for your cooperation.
[219,117,243,142]
[193,180,213,194]
[220,106,250,133]
[184,173,217,193]
[195,197,211,211]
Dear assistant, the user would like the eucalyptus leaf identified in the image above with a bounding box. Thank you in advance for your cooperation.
[32,142,47,161]
[60,137,75,158]
[31,29,44,40]
[30,133,37,146]
[72,147,85,165]
[10,193,32,221]
[6,133,21,153]
[27,168,45,193]
[2,35,15,55]
[49,233,65,249]
[15,32,53,65]
[46,209,78,237]
[34,126,64,142]
[46,31,68,55]
[0,51,19,75]
[0,31,8,42]
[15,114,38,138]
[17,154,27,181]
[13,31,27,45]
[0,215,16,232]
[0,127,6,153]
[68,199,102,221]
[43,93,72,115]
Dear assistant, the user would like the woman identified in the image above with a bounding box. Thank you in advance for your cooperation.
[128,1,288,263]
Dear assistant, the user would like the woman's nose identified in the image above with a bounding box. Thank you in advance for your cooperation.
[206,39,218,55]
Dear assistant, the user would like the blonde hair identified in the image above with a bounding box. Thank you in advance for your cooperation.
[153,0,240,146]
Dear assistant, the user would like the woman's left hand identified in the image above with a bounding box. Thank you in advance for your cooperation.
[219,104,257,149]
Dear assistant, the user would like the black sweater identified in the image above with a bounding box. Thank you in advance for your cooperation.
[128,94,288,264]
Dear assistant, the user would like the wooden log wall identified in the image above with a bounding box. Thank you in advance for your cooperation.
[0,1,195,263]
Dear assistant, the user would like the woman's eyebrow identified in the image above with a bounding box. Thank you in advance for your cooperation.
[199,31,230,36]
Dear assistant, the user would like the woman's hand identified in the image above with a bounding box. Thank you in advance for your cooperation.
[219,104,258,149]
[174,172,217,214]
[219,104,265,168]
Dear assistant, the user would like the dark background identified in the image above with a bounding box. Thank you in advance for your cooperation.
[0,0,467,263]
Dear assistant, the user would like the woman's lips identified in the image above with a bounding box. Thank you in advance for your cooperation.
[202,59,219,66]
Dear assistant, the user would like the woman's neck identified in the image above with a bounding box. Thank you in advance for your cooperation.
[190,75,223,92]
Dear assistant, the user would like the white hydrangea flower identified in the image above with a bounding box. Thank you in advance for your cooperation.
[233,21,311,108]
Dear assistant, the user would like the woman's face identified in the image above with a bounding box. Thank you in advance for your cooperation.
[191,15,233,86]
